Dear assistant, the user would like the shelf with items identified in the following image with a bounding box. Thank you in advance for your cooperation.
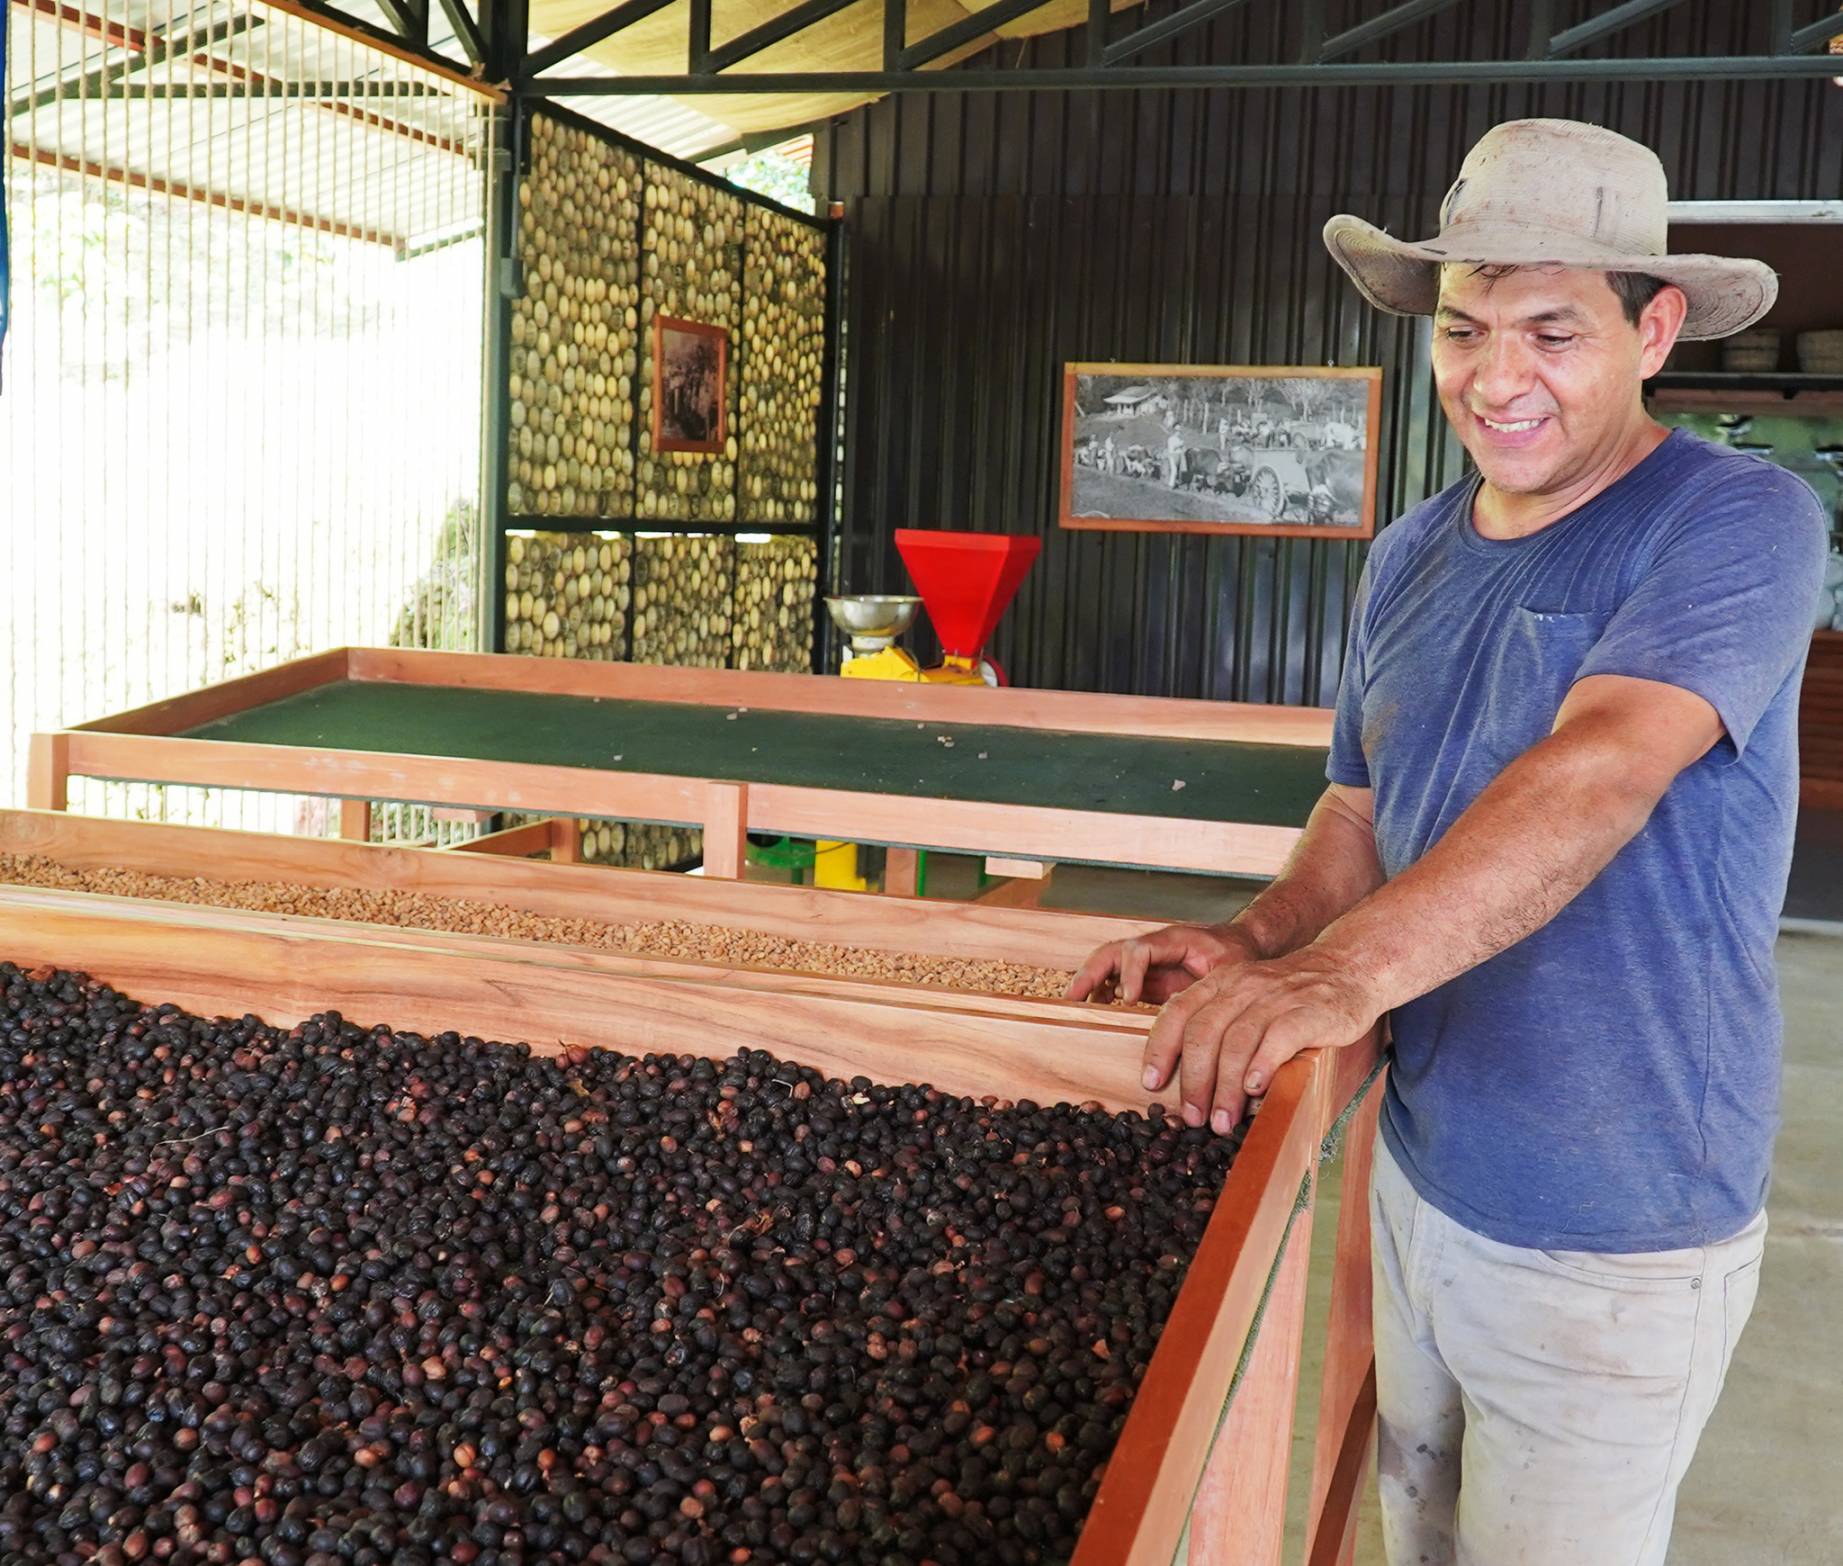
[1648,372,1843,396]
[1645,372,1843,416]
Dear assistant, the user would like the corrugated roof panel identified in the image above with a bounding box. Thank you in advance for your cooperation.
[6,0,488,251]
[521,34,739,161]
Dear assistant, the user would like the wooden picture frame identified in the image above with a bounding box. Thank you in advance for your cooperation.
[1060,363,1383,539]
[651,315,729,454]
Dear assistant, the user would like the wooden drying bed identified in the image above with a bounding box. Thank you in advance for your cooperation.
[0,808,1381,1565]
[26,646,1334,879]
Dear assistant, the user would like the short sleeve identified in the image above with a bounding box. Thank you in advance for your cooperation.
[1574,464,1828,759]
[1328,557,1374,787]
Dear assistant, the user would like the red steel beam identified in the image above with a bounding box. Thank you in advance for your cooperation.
[10,138,405,248]
[21,0,150,49]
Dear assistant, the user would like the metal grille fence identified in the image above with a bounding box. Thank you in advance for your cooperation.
[2,0,494,843]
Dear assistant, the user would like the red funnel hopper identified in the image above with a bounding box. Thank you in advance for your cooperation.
[894,529,1041,658]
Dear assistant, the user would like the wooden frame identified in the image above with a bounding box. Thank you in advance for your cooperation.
[1060,363,1384,539]
[650,315,729,454]
[0,806,1381,1564]
[30,647,1335,880]
[1800,630,1843,811]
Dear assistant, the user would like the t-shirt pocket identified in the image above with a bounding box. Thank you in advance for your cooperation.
[1514,607,1613,708]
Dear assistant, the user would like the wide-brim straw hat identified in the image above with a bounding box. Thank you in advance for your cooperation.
[1323,119,1776,341]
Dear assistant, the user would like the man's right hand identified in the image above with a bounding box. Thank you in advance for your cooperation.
[1065,923,1261,1008]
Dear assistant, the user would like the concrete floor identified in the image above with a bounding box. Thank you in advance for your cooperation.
[912,845,1843,1565]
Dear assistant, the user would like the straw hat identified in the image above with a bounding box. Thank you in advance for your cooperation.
[1323,119,1776,340]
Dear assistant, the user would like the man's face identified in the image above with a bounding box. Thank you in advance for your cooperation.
[1431,265,1680,497]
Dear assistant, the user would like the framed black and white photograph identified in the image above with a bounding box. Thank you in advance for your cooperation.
[1059,363,1382,538]
[652,315,729,455]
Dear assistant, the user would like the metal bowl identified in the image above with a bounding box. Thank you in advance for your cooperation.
[825,594,922,641]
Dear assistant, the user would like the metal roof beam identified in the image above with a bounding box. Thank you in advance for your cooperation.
[252,1,503,94]
[705,0,862,74]
[689,0,712,70]
[533,50,1843,92]
[1318,0,1471,62]
[1787,10,1843,54]
[1295,0,1324,62]
[521,0,677,77]
[1545,0,1689,58]
[883,0,905,68]
[899,0,1053,70]
[373,0,420,40]
[435,0,484,65]
[1102,0,1262,67]
[1523,0,1552,58]
[1767,0,1793,54]
[13,10,254,117]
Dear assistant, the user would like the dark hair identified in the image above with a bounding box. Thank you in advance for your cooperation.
[1447,262,1670,327]
[1605,271,1669,326]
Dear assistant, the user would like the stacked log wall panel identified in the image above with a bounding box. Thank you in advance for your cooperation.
[739,204,827,526]
[637,162,743,525]
[509,114,641,522]
[734,536,821,672]
[497,113,827,862]
[501,531,632,661]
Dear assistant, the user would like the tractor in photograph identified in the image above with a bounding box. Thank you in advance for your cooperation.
[1186,447,1340,521]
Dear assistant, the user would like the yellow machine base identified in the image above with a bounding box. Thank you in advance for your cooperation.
[824,648,983,886]
[813,838,868,893]
[840,647,987,685]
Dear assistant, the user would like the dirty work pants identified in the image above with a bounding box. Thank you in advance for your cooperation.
[1370,1137,1766,1566]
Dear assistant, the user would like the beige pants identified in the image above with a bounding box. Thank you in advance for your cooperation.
[1370,1137,1766,1566]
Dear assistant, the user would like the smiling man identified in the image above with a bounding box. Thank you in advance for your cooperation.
[1068,121,1827,1563]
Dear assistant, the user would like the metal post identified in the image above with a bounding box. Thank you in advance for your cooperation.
[479,103,517,656]
[814,210,848,674]
[883,0,906,70]
[480,0,528,657]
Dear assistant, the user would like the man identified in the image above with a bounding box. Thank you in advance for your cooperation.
[1069,120,1826,1565]
[1165,426,1188,488]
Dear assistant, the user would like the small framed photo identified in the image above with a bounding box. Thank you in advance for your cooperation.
[652,316,729,455]
[1060,363,1382,539]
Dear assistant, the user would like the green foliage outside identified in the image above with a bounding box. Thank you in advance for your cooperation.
[717,146,816,215]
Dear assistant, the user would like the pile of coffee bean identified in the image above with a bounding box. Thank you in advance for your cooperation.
[0,965,1239,1566]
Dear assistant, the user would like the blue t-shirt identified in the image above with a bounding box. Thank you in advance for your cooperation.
[1329,429,1828,1251]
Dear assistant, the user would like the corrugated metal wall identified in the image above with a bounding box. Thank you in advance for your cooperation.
[812,0,1843,703]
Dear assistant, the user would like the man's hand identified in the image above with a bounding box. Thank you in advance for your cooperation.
[1145,946,1382,1135]
[1065,922,1260,1008]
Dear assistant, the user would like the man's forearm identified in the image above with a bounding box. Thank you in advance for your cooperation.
[1219,787,1386,960]
[1311,722,1667,1011]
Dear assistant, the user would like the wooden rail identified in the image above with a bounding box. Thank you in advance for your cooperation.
[36,648,1331,882]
